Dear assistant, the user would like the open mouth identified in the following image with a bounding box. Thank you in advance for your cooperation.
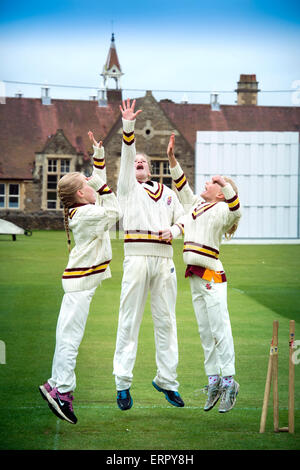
[136,164,144,170]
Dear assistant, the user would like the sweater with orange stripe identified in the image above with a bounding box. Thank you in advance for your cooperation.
[170,162,242,272]
[118,119,184,258]
[62,147,121,293]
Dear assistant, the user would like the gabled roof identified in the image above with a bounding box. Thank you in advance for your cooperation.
[1,95,300,181]
[0,98,120,179]
[159,101,300,148]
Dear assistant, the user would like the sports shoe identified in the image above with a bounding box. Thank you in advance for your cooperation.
[117,389,133,411]
[46,387,78,424]
[203,376,222,411]
[218,380,239,413]
[38,382,65,420]
[39,381,52,400]
[152,381,184,407]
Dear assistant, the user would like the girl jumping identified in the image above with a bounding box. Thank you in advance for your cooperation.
[39,136,121,424]
[167,133,242,413]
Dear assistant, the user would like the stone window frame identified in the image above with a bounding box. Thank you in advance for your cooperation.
[42,155,75,210]
[0,181,24,210]
[150,157,173,189]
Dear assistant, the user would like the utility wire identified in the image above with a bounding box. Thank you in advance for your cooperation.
[2,80,296,94]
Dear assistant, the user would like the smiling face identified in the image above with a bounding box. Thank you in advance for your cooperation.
[134,154,151,182]
[200,179,223,202]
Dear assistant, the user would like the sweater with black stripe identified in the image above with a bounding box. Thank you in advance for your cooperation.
[118,119,184,258]
[62,146,122,293]
[170,162,242,272]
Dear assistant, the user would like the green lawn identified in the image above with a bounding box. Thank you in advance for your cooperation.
[0,231,299,451]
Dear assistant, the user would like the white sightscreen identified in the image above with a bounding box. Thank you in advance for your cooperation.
[195,131,299,239]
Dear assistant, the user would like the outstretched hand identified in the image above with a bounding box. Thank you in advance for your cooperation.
[119,98,142,121]
[212,175,226,187]
[167,133,177,168]
[88,131,102,148]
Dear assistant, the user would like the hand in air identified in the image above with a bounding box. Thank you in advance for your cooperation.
[212,175,226,187]
[88,131,102,148]
[167,133,177,168]
[167,133,175,160]
[119,99,142,121]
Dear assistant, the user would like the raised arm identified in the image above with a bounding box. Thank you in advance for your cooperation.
[167,133,198,212]
[86,173,122,233]
[88,131,107,183]
[167,133,178,169]
[212,175,242,231]
[117,99,142,201]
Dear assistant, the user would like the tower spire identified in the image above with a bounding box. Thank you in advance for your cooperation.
[101,32,124,90]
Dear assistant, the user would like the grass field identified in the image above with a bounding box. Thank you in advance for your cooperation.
[0,230,299,452]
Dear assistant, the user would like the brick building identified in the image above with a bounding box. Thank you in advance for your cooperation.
[1,34,300,232]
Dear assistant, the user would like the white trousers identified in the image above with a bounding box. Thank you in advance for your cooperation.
[48,287,96,393]
[189,275,235,377]
[113,255,179,391]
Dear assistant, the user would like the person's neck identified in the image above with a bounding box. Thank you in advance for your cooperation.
[69,201,89,209]
[202,197,220,204]
[73,196,93,206]
[136,176,150,183]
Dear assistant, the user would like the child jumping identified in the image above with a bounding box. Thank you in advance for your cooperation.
[167,133,242,413]
[113,100,185,410]
[39,135,121,424]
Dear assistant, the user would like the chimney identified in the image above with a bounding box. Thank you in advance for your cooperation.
[41,86,51,105]
[15,90,23,98]
[210,92,220,111]
[235,74,260,105]
[97,88,107,107]
[180,93,189,104]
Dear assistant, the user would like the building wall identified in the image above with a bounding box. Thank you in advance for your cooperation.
[0,92,195,231]
[104,91,195,193]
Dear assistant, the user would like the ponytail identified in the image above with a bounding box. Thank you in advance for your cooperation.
[57,172,83,252]
[63,206,72,253]
[224,223,239,240]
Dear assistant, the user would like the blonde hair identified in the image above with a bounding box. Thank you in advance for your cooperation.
[57,172,84,252]
[223,176,239,240]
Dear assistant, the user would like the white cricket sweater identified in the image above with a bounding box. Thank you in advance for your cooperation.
[170,162,242,271]
[117,119,184,258]
[62,146,122,292]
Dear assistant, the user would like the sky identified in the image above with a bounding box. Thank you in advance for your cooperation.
[0,0,300,106]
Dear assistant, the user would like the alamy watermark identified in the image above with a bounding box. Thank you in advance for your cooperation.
[291,80,300,105]
[292,340,300,365]
[0,340,6,364]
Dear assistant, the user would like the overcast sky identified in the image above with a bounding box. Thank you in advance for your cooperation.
[1,0,300,106]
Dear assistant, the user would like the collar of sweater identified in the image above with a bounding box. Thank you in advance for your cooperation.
[138,180,154,186]
[69,202,94,209]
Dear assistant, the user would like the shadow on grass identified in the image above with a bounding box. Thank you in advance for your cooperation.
[238,286,300,322]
